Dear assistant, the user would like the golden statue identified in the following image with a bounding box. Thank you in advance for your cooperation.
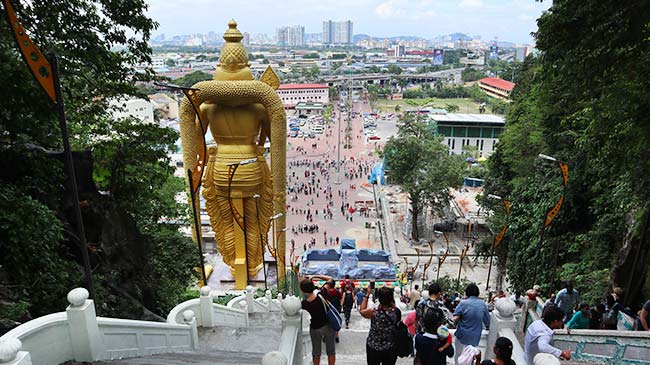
[179,20,286,289]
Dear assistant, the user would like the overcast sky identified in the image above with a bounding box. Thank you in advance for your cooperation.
[146,0,551,44]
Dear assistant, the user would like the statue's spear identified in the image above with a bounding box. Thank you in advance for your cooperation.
[154,82,209,286]
[2,0,95,298]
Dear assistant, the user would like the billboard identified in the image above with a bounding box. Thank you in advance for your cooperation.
[432,49,444,65]
[489,45,499,60]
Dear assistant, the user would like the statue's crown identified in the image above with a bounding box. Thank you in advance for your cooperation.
[215,20,251,78]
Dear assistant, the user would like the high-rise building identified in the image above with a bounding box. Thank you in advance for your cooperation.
[243,32,250,47]
[276,25,305,47]
[322,20,353,45]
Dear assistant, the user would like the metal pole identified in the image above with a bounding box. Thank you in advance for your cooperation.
[335,90,342,184]
[486,249,494,292]
[187,170,208,286]
[49,54,95,300]
[457,249,464,288]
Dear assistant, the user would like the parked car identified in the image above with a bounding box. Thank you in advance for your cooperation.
[368,136,381,140]
[290,131,298,138]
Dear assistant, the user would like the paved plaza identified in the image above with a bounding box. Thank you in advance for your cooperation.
[207,95,499,293]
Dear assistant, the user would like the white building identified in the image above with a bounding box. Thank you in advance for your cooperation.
[277,84,329,109]
[322,20,353,45]
[276,25,304,47]
[429,113,505,157]
[149,93,180,120]
[108,98,154,123]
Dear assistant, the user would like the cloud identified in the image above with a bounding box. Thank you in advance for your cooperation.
[375,0,405,18]
[459,0,483,8]
[517,14,534,21]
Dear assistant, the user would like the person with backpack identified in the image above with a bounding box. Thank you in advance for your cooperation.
[341,282,355,329]
[300,278,336,365]
[414,310,454,365]
[361,286,401,365]
[416,282,452,334]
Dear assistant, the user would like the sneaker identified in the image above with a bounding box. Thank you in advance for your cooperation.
[335,337,340,343]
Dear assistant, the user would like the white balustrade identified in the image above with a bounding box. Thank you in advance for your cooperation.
[485,298,526,365]
[0,288,198,365]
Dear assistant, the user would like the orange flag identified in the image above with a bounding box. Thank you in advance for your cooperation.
[2,0,57,103]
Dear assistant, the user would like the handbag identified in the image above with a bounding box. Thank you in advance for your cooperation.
[319,294,342,331]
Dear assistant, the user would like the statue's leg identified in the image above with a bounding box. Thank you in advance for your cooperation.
[244,197,263,277]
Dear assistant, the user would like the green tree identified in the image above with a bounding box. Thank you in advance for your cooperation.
[0,0,196,328]
[303,52,320,59]
[445,104,460,113]
[461,67,486,82]
[165,59,176,67]
[383,114,463,240]
[482,0,650,304]
[174,71,212,87]
[387,64,403,75]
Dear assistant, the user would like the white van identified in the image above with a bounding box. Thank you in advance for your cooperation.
[311,125,324,134]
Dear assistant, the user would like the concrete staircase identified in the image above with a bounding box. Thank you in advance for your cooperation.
[84,312,283,365]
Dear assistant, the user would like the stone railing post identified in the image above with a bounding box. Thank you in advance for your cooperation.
[485,298,517,359]
[182,310,200,351]
[265,290,273,312]
[0,338,32,365]
[199,286,215,327]
[277,295,302,365]
[533,353,561,365]
[66,288,104,362]
[245,285,255,314]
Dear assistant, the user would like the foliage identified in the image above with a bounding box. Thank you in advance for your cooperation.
[461,67,486,82]
[174,71,212,87]
[383,114,464,240]
[213,294,239,306]
[302,52,320,59]
[387,64,403,75]
[0,0,197,325]
[482,0,650,305]
[429,275,476,296]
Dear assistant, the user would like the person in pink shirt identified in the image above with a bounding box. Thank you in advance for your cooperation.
[403,310,417,336]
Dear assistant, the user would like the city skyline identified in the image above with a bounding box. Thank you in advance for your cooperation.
[146,0,551,44]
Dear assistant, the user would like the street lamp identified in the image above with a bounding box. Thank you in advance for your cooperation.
[485,194,511,291]
[531,153,568,288]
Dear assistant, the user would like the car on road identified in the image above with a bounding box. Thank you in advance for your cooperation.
[290,126,300,131]
[290,131,298,138]
[368,136,381,140]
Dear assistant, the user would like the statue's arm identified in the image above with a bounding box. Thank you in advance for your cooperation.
[179,98,209,183]
[257,104,271,148]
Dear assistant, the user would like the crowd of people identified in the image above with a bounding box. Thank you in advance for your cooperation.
[298,277,650,365]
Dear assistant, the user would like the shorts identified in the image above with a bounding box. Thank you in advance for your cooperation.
[309,324,336,356]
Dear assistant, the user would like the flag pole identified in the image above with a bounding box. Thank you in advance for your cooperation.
[49,53,96,299]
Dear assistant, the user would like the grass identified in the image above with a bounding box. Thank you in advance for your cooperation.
[375,98,492,114]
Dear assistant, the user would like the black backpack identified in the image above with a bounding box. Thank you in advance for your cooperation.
[384,308,412,358]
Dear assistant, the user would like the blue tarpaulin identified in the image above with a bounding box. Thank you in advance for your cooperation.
[340,239,356,250]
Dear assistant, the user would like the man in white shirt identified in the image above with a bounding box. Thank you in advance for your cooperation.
[555,282,580,322]
[525,305,571,365]
[409,284,421,309]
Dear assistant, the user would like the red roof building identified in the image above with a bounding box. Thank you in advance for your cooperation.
[478,77,516,100]
[277,83,329,108]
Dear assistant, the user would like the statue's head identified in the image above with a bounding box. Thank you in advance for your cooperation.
[214,20,253,81]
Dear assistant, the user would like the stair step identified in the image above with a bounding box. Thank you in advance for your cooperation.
[90,350,264,365]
